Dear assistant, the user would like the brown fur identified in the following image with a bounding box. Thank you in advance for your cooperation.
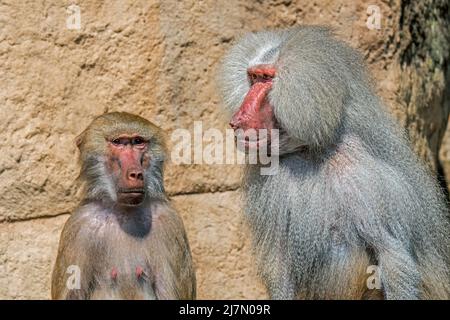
[51,112,195,300]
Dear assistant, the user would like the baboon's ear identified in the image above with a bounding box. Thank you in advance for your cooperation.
[75,131,85,149]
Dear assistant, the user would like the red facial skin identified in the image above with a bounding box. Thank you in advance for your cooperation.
[107,135,150,206]
[229,64,277,149]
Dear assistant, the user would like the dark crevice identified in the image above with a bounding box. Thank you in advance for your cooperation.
[398,0,450,200]
[437,160,450,202]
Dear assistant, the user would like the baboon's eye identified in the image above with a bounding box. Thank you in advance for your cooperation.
[112,138,121,145]
[132,137,145,146]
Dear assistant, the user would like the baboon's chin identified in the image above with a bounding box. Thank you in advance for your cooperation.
[117,192,146,207]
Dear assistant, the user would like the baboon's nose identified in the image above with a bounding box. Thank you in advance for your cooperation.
[127,168,144,181]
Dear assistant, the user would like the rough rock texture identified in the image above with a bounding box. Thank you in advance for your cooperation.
[173,192,266,299]
[0,0,449,299]
[0,215,67,299]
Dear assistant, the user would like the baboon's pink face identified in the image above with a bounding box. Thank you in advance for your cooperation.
[106,135,151,206]
[229,64,278,150]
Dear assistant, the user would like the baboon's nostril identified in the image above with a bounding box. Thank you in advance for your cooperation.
[128,169,144,181]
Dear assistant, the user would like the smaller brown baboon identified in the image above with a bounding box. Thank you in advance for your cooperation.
[51,112,195,300]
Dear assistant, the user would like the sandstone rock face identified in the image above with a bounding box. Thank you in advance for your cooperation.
[0,215,67,299]
[173,192,266,299]
[0,0,449,299]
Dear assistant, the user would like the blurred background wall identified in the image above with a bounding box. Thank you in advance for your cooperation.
[0,0,449,299]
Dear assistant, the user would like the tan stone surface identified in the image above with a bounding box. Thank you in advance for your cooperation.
[0,0,449,299]
[0,214,67,299]
[173,191,267,300]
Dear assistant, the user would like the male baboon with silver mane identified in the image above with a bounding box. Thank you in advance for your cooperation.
[219,26,450,299]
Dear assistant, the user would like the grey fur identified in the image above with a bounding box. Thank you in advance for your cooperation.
[220,26,450,299]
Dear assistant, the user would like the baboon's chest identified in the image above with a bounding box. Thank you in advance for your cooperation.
[87,221,157,299]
